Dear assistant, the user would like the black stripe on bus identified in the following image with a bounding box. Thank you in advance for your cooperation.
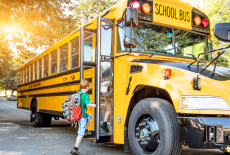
[17,95,27,98]
[131,59,230,81]
[18,66,93,88]
[102,10,110,17]
[27,89,93,98]
[39,109,63,116]
[18,78,92,93]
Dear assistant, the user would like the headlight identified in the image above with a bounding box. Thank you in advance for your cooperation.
[180,96,229,109]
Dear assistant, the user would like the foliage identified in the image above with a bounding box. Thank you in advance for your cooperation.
[0,0,78,91]
[0,58,18,93]
[0,0,77,64]
[182,0,230,67]
[73,0,118,27]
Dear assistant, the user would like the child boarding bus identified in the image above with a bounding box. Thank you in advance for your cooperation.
[17,0,230,154]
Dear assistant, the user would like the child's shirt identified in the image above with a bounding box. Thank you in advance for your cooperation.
[80,90,90,118]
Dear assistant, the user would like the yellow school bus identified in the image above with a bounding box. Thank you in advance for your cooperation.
[17,0,230,154]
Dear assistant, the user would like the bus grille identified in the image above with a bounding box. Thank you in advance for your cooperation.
[130,65,143,74]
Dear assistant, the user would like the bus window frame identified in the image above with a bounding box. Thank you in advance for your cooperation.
[116,20,210,61]
[59,43,69,72]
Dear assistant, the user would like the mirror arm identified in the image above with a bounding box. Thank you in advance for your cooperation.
[129,19,133,53]
[187,45,230,68]
[200,50,225,74]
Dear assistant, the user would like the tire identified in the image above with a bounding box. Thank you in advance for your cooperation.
[223,152,230,154]
[42,114,52,127]
[31,101,44,127]
[128,98,182,155]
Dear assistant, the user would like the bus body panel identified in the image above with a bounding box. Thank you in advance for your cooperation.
[17,68,95,131]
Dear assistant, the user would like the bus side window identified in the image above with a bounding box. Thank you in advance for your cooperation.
[38,59,41,79]
[22,68,26,84]
[70,37,79,69]
[33,61,37,81]
[26,66,29,82]
[59,44,68,72]
[20,70,23,84]
[50,50,57,74]
[29,64,32,82]
[84,32,95,62]
[43,55,49,77]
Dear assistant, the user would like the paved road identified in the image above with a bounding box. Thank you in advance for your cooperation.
[0,97,225,155]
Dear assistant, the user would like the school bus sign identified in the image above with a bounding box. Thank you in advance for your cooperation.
[153,0,192,30]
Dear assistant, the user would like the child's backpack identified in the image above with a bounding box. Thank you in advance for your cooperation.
[62,91,84,127]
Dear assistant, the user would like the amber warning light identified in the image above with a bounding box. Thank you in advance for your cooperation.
[194,16,201,26]
[142,3,150,14]
[162,69,171,80]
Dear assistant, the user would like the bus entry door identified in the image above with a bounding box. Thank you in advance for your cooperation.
[95,17,114,143]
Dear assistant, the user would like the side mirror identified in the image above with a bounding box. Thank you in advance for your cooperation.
[124,7,138,27]
[214,23,230,42]
[124,38,137,48]
[123,7,138,51]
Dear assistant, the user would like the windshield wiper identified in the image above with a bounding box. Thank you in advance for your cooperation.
[188,45,230,75]
[188,45,230,91]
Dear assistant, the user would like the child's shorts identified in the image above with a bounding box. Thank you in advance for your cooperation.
[77,113,92,136]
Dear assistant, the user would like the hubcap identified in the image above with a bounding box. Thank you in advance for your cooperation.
[135,115,160,153]
[32,108,36,124]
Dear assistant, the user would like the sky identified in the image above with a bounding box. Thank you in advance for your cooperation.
[181,0,203,10]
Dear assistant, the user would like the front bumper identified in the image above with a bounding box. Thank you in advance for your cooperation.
[178,116,230,149]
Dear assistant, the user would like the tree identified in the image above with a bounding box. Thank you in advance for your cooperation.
[0,0,78,66]
[0,60,18,95]
[0,0,79,93]
[73,0,118,27]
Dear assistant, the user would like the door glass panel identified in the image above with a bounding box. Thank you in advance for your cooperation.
[101,23,112,56]
[100,61,113,135]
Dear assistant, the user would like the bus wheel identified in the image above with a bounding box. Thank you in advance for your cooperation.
[31,101,44,127]
[128,98,181,155]
[43,114,52,127]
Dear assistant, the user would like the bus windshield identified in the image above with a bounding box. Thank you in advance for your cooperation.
[117,21,209,60]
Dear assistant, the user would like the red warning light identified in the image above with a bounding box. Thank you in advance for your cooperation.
[132,1,140,10]
[202,18,209,27]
